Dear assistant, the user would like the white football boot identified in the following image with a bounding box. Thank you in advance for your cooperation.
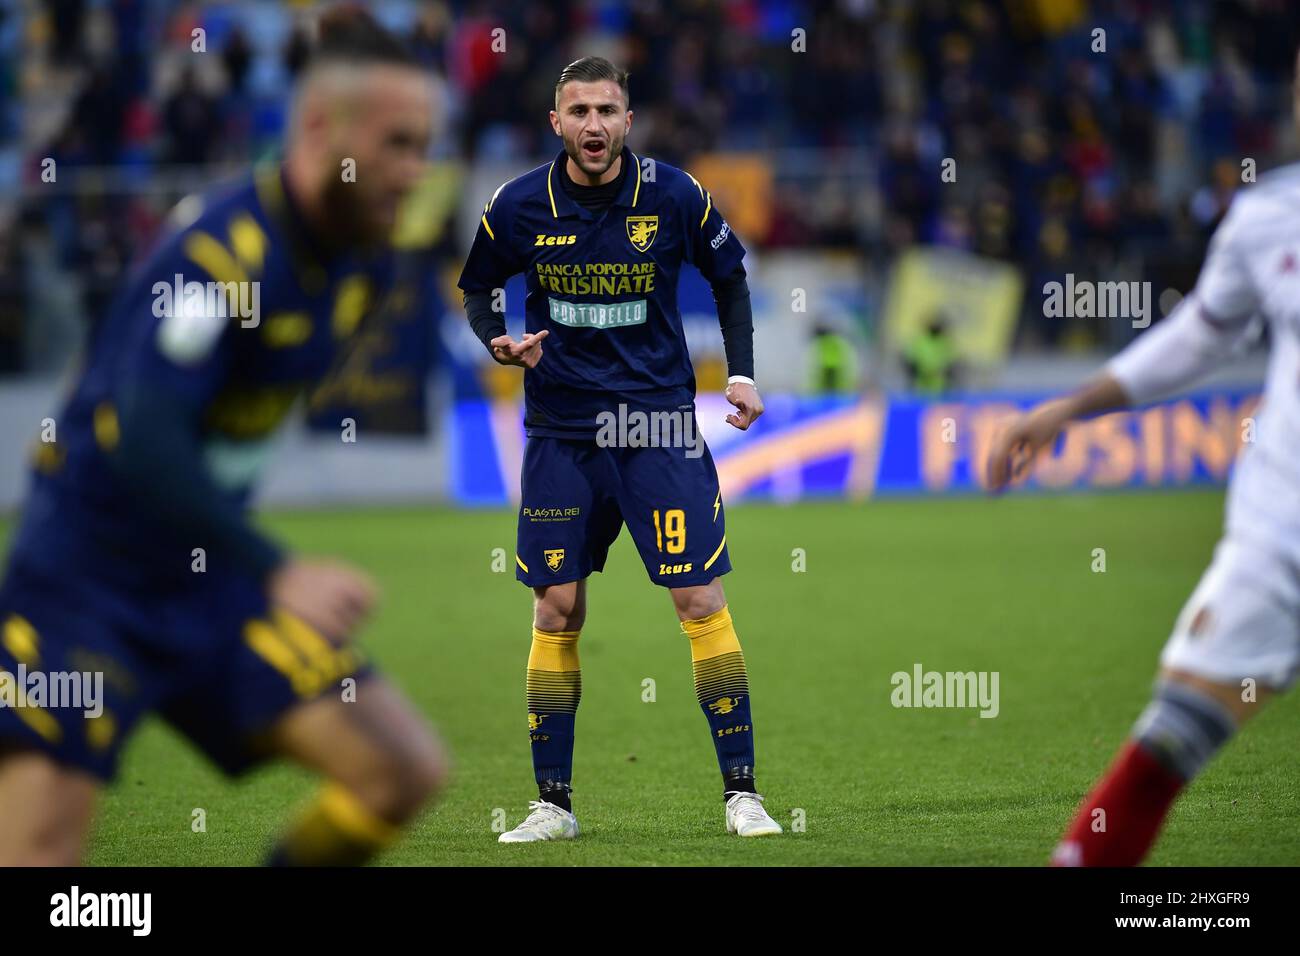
[498,800,580,843]
[725,791,783,837]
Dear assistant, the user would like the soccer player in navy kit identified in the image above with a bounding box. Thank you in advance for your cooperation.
[459,57,782,841]
[0,10,446,865]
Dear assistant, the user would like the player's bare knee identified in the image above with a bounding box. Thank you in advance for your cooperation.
[402,728,450,805]
[296,689,449,822]
[1158,667,1268,725]
[337,752,427,822]
[672,580,726,621]
[5,837,82,867]
[396,754,446,818]
[0,755,95,865]
[0,812,88,866]
[533,583,585,632]
[385,723,450,818]
[387,737,448,820]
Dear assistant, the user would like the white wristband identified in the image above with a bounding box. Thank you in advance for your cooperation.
[727,375,757,388]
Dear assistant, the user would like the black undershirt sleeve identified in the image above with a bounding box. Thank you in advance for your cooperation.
[465,289,507,355]
[712,270,755,381]
[108,380,287,581]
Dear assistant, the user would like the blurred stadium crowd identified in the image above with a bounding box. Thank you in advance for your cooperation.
[1,0,1297,377]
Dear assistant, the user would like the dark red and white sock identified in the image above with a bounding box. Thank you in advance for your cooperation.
[1051,740,1185,867]
[1051,681,1237,867]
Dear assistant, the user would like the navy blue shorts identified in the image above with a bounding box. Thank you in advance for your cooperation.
[515,437,732,589]
[0,555,370,781]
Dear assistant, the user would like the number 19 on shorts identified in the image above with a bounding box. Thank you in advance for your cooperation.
[653,509,686,554]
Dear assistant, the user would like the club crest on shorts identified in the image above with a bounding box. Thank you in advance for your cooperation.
[544,548,565,572]
[626,215,658,253]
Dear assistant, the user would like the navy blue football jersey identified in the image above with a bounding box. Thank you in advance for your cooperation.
[457,146,746,437]
[13,167,397,590]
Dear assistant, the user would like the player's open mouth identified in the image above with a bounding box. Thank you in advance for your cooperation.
[582,140,606,158]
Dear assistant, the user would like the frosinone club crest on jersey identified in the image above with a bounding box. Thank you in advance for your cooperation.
[626,215,658,253]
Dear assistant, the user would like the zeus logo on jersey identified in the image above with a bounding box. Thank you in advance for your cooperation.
[535,234,577,246]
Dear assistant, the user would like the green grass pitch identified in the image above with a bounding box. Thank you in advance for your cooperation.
[2,489,1297,866]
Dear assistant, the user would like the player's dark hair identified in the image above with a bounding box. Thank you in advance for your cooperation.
[307,4,418,70]
[555,56,630,107]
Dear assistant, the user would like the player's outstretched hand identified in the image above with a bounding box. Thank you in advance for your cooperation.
[490,330,549,368]
[269,559,379,643]
[725,381,764,430]
[986,399,1071,493]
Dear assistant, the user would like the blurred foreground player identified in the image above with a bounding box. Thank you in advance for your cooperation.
[460,57,781,842]
[0,9,446,865]
[988,47,1300,867]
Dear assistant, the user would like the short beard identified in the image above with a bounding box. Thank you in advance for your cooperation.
[319,174,386,250]
[566,132,624,181]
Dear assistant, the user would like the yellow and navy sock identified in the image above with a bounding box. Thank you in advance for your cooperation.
[682,605,758,796]
[265,783,400,866]
[526,627,581,812]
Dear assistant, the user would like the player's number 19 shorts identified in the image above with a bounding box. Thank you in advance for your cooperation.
[515,437,732,589]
